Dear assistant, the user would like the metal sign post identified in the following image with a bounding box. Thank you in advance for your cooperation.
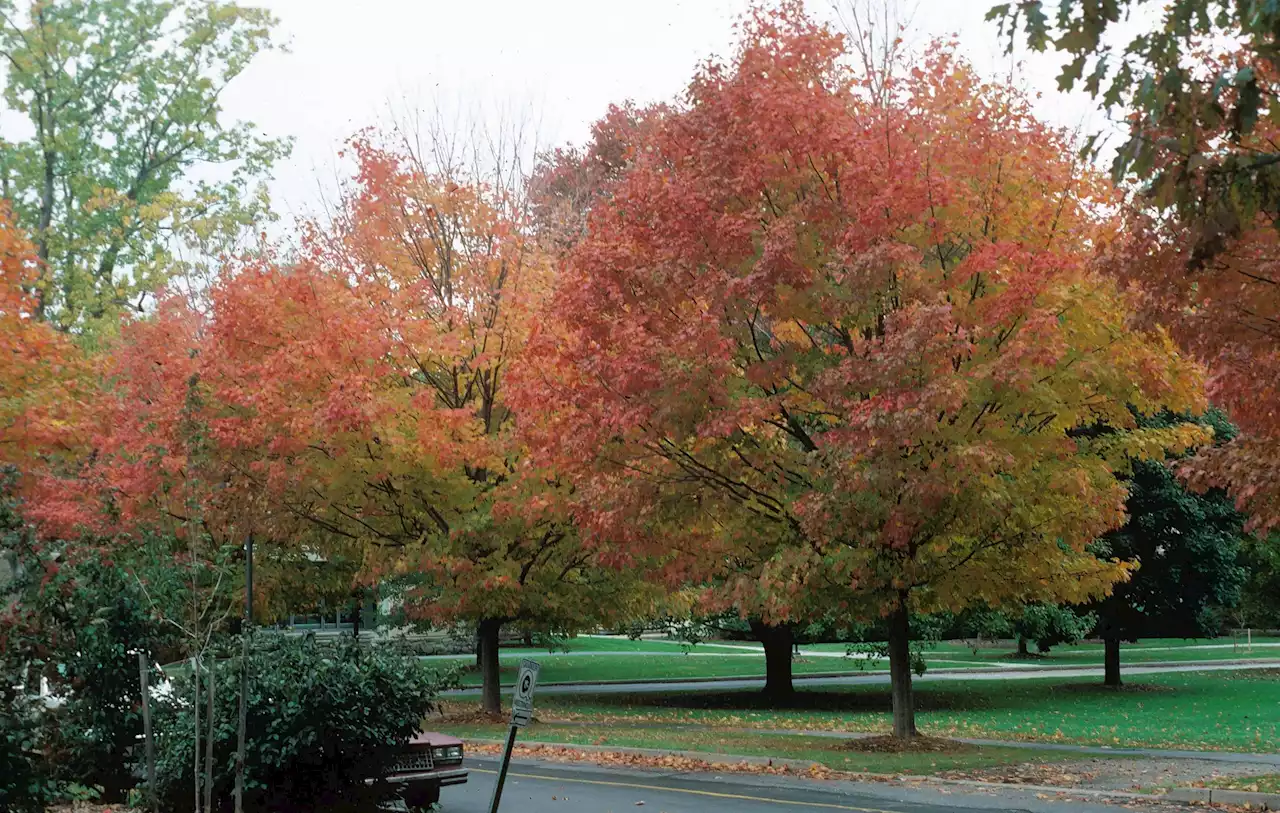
[487,659,540,813]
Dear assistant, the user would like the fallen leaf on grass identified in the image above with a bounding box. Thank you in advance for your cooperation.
[839,735,970,754]
[467,742,843,780]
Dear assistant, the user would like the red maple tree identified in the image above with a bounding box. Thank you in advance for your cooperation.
[513,4,1206,737]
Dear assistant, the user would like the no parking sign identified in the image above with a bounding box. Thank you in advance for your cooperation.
[510,658,540,727]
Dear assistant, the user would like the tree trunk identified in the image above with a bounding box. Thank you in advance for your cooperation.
[351,587,361,640]
[478,618,503,716]
[1017,636,1029,657]
[1104,636,1122,687]
[748,619,794,699]
[887,595,917,739]
[523,630,534,647]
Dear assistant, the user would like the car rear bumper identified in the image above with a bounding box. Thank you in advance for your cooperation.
[384,767,468,787]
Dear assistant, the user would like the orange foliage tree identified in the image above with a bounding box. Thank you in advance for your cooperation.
[0,204,85,471]
[30,137,650,715]
[513,5,1206,738]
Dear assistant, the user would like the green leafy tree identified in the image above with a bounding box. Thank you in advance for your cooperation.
[0,0,290,336]
[1091,410,1247,686]
[988,0,1280,231]
[1238,533,1280,629]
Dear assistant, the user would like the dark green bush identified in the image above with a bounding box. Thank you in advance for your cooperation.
[1,468,186,804]
[0,686,56,813]
[150,636,455,813]
[1016,604,1096,653]
[44,558,178,800]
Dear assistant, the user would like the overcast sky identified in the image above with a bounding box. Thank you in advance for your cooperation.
[217,0,1122,228]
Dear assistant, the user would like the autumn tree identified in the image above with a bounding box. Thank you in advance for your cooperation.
[33,131,653,716]
[514,5,1206,737]
[529,103,665,253]
[0,0,290,336]
[301,135,653,713]
[993,3,1280,531]
[0,203,84,470]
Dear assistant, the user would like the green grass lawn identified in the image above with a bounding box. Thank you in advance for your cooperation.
[1205,774,1280,793]
[920,637,1280,665]
[512,635,697,654]
[454,652,903,687]
[801,636,1280,665]
[438,719,1109,775]
[503,669,1280,752]
[451,634,1280,687]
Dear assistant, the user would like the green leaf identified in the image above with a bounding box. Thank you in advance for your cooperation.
[1058,54,1088,90]
[1236,77,1263,135]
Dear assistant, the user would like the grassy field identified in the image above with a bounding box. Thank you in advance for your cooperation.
[920,637,1280,665]
[449,634,1280,687]
[467,669,1280,752]
[436,719,1114,775]
[1205,774,1280,793]
[452,651,915,687]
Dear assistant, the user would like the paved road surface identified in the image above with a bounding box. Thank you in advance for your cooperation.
[447,660,1280,697]
[441,757,1176,812]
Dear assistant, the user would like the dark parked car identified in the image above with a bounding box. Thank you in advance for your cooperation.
[377,731,468,810]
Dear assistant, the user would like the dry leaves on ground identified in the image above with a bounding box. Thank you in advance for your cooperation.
[466,741,842,780]
[838,735,970,754]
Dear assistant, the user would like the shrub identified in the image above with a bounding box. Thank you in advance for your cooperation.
[0,684,57,813]
[2,470,187,804]
[44,559,179,801]
[150,635,455,813]
[1016,604,1096,653]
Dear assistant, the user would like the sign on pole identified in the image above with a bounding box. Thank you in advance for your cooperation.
[510,658,540,727]
[488,658,540,813]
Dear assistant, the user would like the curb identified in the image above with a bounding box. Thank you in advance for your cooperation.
[1167,787,1280,808]
[463,738,1161,804]
[478,718,1280,765]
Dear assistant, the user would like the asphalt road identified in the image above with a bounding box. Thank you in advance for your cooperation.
[440,757,1172,813]
[447,660,1280,697]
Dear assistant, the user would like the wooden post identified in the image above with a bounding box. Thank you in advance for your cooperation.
[137,651,155,810]
[234,534,253,813]
[192,656,202,813]
[203,659,215,813]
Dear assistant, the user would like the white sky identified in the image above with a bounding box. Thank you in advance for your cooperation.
[218,0,1125,230]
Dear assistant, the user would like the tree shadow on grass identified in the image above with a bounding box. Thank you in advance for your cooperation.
[556,689,987,713]
[551,679,1202,715]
